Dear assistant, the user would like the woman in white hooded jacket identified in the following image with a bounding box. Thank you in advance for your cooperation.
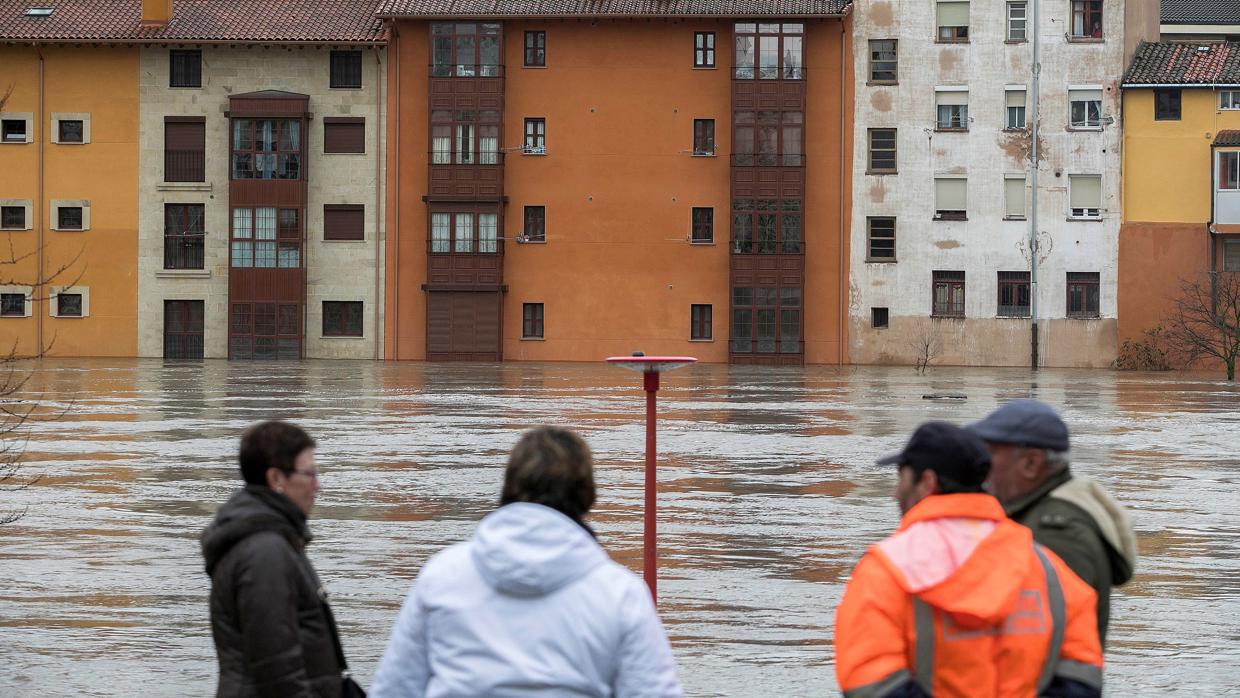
[371,427,683,698]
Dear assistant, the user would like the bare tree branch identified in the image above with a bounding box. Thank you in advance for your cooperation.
[1164,272,1240,381]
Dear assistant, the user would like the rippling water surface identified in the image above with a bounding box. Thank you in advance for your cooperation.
[1,360,1238,695]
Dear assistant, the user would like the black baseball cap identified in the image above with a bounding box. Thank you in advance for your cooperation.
[877,421,992,487]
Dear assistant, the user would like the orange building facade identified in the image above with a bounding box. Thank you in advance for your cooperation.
[383,4,854,364]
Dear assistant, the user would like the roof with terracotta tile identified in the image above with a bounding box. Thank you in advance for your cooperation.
[1161,0,1240,25]
[1215,130,1240,146]
[377,0,851,18]
[1122,41,1240,86]
[0,0,386,43]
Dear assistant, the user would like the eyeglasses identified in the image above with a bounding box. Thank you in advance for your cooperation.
[290,469,319,480]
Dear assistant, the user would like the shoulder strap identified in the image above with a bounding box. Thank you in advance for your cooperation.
[318,587,351,676]
[1033,544,1066,694]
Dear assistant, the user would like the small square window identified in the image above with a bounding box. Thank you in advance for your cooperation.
[1,293,25,317]
[867,217,896,261]
[935,90,969,130]
[693,118,715,155]
[2,119,28,143]
[1069,88,1103,128]
[869,39,897,83]
[691,207,714,243]
[322,301,364,337]
[58,206,84,230]
[324,204,365,241]
[868,128,897,173]
[169,50,202,88]
[691,304,713,339]
[872,307,889,329]
[525,31,547,67]
[57,292,83,317]
[694,32,716,68]
[1,206,25,230]
[58,119,84,143]
[1155,89,1181,121]
[330,51,363,89]
[523,302,544,338]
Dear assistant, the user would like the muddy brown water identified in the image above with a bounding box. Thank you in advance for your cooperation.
[1,360,1237,695]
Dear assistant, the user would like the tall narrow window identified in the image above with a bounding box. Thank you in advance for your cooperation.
[523,206,545,242]
[454,212,474,253]
[932,271,966,317]
[693,119,715,155]
[867,217,896,261]
[523,303,544,338]
[694,32,716,68]
[1071,0,1103,38]
[524,31,546,67]
[997,271,1031,317]
[524,118,546,154]
[934,177,968,220]
[165,204,205,269]
[479,213,498,253]
[1069,174,1102,219]
[1220,152,1240,191]
[165,118,205,182]
[1222,239,1240,271]
[691,207,714,243]
[1005,176,1026,219]
[691,304,713,339]
[431,112,451,164]
[868,128,897,173]
[1007,2,1027,40]
[1005,87,1027,129]
[872,307,889,329]
[169,49,202,88]
[1066,272,1100,318]
[869,40,897,83]
[936,1,970,41]
[1069,88,1103,129]
[935,89,969,130]
[456,121,474,164]
[1155,89,1182,121]
[330,51,363,88]
[431,213,451,253]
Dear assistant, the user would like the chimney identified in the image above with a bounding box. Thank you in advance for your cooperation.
[141,0,173,26]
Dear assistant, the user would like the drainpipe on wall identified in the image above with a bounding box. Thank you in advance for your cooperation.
[373,46,383,361]
[36,49,45,356]
[391,21,401,360]
[1029,0,1042,370]
[837,20,847,366]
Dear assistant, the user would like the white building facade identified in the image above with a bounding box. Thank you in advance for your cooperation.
[848,0,1154,367]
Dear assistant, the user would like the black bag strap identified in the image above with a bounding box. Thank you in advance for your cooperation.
[318,587,351,676]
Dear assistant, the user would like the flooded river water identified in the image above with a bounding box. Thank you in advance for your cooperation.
[0,359,1237,695]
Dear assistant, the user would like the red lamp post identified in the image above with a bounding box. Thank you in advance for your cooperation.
[606,353,697,603]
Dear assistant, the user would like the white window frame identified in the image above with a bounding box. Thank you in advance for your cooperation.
[1218,151,1240,191]
[1068,174,1103,220]
[1221,90,1240,111]
[1069,86,1104,130]
[1004,174,1027,220]
[51,112,92,145]
[1005,85,1027,130]
[1007,1,1027,41]
[0,199,33,231]
[0,285,33,318]
[0,112,34,144]
[49,286,90,318]
[935,87,969,131]
[50,199,91,231]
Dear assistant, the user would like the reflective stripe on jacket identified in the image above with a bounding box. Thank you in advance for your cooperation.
[835,494,1103,698]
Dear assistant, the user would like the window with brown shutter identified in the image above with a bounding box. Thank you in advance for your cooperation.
[324,204,364,241]
[324,118,365,154]
[165,118,205,182]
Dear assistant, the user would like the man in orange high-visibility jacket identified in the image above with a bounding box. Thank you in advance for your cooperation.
[835,422,1103,698]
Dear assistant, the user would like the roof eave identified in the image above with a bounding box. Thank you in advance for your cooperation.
[0,37,387,45]
[377,12,847,19]
[1121,82,1240,88]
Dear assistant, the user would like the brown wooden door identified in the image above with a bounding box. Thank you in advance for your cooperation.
[427,291,501,360]
[164,300,204,359]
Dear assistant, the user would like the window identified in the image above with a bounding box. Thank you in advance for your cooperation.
[2,118,29,143]
[165,118,205,182]
[1069,174,1102,219]
[869,40,897,83]
[432,23,503,77]
[868,128,897,173]
[431,211,499,252]
[1069,88,1103,129]
[1221,91,1240,110]
[1,293,25,317]
[934,177,967,220]
[1005,87,1027,129]
[1066,272,1100,318]
[523,303,544,338]
[936,1,969,41]
[324,118,365,153]
[694,32,716,68]
[867,217,896,261]
[164,300,205,359]
[691,304,713,339]
[997,271,1031,317]
[936,89,969,130]
[164,204,205,269]
[57,206,83,230]
[1223,239,1240,271]
[932,271,966,317]
[523,117,546,154]
[1,206,25,230]
[1005,176,1026,219]
[732,111,803,166]
[692,207,714,243]
[231,119,300,180]
[872,307,889,329]
[324,204,364,241]
[330,51,363,88]
[730,286,801,354]
[733,23,803,80]
[732,199,802,254]
[1071,0,1103,38]
[525,31,546,67]
[1155,89,1181,121]
[689,118,716,156]
[232,207,301,268]
[524,206,545,242]
[57,292,83,317]
[323,301,364,337]
[1221,152,1240,190]
[169,50,202,88]
[57,119,83,143]
[1007,2,1027,40]
[433,110,499,163]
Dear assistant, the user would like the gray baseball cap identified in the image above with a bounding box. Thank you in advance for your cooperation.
[966,399,1070,451]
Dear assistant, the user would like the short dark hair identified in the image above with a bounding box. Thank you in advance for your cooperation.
[906,464,986,495]
[500,427,596,522]
[239,421,316,486]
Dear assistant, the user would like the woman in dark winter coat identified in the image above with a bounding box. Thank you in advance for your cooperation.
[202,420,350,698]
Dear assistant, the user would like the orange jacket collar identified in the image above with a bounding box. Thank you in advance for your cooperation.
[897,493,1008,531]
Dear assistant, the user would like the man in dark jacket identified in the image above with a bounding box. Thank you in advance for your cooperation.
[969,400,1137,646]
[202,421,344,698]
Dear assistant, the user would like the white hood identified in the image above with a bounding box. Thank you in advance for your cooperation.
[470,502,608,596]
